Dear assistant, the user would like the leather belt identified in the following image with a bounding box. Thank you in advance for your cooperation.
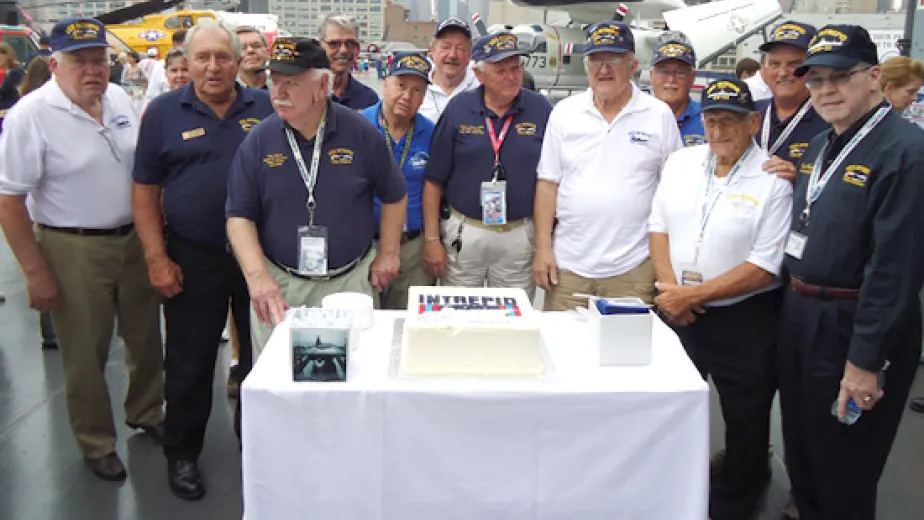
[39,223,135,236]
[790,277,860,300]
[268,243,371,282]
[449,207,527,233]
[373,229,422,244]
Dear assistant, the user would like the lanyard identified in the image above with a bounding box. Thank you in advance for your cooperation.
[378,108,414,170]
[761,100,812,155]
[694,143,754,263]
[802,106,890,224]
[486,115,514,166]
[285,107,328,226]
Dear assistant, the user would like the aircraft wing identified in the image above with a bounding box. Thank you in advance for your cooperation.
[662,0,782,67]
[511,0,686,24]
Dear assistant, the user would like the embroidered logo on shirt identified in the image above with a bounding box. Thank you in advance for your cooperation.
[459,124,485,135]
[263,153,288,168]
[239,118,261,132]
[515,122,537,136]
[409,151,429,170]
[329,148,354,165]
[110,114,131,129]
[788,142,808,159]
[799,162,814,175]
[629,130,651,144]
[843,164,870,187]
[182,127,206,140]
[684,134,705,146]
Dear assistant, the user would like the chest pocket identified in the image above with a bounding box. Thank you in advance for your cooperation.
[706,191,761,248]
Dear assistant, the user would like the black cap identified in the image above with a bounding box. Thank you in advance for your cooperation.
[758,21,817,52]
[435,17,471,38]
[267,37,331,75]
[701,78,756,114]
[795,25,879,77]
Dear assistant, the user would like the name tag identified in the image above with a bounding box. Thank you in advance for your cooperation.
[182,127,206,140]
[785,231,807,259]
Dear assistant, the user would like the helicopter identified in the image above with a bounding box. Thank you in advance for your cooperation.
[471,0,784,93]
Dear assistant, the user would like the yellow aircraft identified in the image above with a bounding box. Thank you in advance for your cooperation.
[106,10,215,58]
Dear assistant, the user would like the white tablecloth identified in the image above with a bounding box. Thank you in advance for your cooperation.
[242,310,709,520]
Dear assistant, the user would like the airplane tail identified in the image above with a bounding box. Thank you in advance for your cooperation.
[471,12,488,38]
[662,0,782,67]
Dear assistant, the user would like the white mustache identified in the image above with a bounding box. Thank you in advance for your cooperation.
[273,99,293,107]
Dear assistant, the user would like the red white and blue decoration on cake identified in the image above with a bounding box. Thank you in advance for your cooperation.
[417,293,522,316]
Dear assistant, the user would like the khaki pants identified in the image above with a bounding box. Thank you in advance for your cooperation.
[251,250,377,360]
[380,235,435,310]
[37,228,164,459]
[440,211,534,295]
[544,258,656,311]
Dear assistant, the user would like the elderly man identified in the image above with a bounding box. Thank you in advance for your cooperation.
[318,14,378,110]
[533,21,681,310]
[419,17,480,123]
[755,21,829,181]
[237,25,271,89]
[227,38,406,357]
[360,53,436,309]
[649,78,792,520]
[423,32,552,293]
[650,40,705,146]
[778,25,924,520]
[133,19,273,500]
[0,17,164,481]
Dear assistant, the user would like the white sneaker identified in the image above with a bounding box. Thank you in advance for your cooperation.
[220,326,230,343]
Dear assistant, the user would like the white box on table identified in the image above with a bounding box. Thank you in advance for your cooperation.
[289,307,353,382]
[587,297,652,366]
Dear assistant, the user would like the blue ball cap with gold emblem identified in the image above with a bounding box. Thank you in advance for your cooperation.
[701,78,756,114]
[585,21,635,55]
[472,32,527,63]
[50,17,108,53]
[388,52,432,83]
[652,40,695,67]
[794,24,879,77]
[759,21,817,52]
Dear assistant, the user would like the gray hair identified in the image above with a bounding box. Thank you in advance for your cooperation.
[184,18,242,59]
[235,25,268,47]
[319,14,359,41]
[473,60,485,71]
[311,68,335,97]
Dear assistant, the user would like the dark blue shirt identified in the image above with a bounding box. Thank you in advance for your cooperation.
[678,98,705,146]
[133,83,274,246]
[333,74,379,111]
[755,97,829,165]
[226,102,407,269]
[360,101,434,233]
[424,86,552,220]
[785,106,924,371]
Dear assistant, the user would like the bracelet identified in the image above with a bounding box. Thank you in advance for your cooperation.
[425,236,440,243]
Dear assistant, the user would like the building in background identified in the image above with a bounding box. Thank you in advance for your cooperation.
[383,3,436,48]
[268,0,385,41]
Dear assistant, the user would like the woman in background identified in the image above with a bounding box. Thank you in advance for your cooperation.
[19,55,51,97]
[881,56,924,113]
[164,48,190,91]
[121,51,148,115]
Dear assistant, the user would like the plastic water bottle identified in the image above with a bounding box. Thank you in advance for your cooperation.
[831,361,890,426]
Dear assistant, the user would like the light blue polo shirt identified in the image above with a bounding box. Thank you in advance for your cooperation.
[360,100,434,232]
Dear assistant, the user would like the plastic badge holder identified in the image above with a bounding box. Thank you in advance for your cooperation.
[587,297,653,366]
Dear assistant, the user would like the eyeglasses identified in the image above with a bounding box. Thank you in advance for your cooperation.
[323,39,360,51]
[702,113,749,129]
[653,67,692,79]
[804,67,870,90]
[587,55,626,68]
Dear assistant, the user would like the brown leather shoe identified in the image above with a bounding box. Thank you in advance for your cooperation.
[126,420,165,443]
[227,365,241,399]
[84,452,127,481]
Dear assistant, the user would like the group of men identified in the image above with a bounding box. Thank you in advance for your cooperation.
[0,8,921,520]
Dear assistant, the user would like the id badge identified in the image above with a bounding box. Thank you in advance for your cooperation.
[678,263,704,287]
[480,180,507,226]
[785,231,807,260]
[297,225,328,276]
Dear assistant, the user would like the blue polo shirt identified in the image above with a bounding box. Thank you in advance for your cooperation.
[333,74,379,111]
[678,98,705,146]
[424,86,552,220]
[226,102,407,270]
[755,97,830,166]
[360,101,434,233]
[133,83,273,246]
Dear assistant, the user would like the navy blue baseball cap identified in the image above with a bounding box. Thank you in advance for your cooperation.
[701,78,756,114]
[268,38,331,75]
[585,21,635,55]
[388,52,432,82]
[652,40,695,67]
[50,17,109,53]
[472,32,526,63]
[795,25,879,77]
[435,17,471,38]
[759,21,817,52]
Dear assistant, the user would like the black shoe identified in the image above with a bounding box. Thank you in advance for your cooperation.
[126,421,165,443]
[41,339,58,350]
[909,397,924,413]
[709,445,774,478]
[167,458,205,500]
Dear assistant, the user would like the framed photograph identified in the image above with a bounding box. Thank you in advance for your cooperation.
[291,328,349,382]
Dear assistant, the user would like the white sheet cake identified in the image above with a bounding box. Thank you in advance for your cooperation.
[400,287,544,377]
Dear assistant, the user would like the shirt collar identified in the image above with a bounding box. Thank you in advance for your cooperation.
[371,100,430,139]
[428,66,479,97]
[45,77,114,122]
[180,82,255,114]
[678,98,700,124]
[278,99,340,139]
[472,85,525,117]
[583,83,647,119]
[827,99,889,150]
[768,95,815,127]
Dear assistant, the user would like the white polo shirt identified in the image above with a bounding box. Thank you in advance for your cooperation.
[0,78,138,228]
[744,74,772,102]
[648,143,793,307]
[418,66,480,124]
[537,85,683,278]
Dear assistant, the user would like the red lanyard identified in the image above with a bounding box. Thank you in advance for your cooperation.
[486,116,513,166]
